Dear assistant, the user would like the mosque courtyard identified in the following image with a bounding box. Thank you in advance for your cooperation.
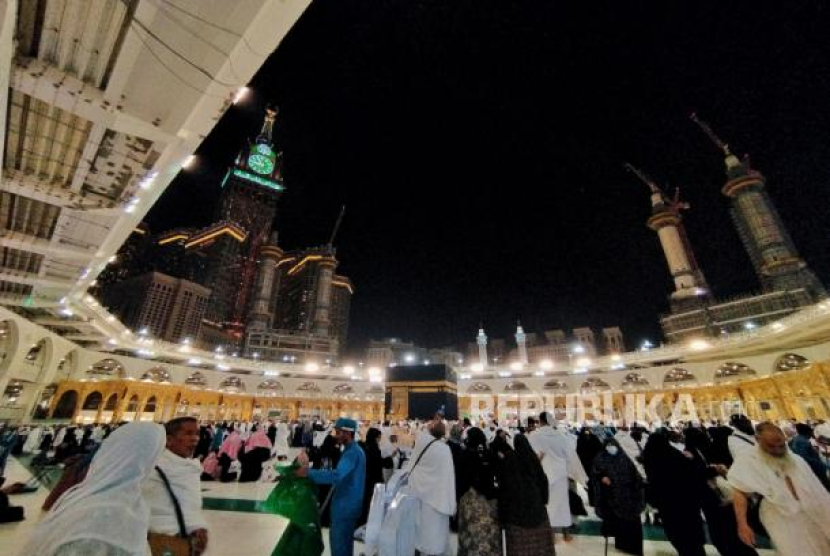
[1,454,775,556]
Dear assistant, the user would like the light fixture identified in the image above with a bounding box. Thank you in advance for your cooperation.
[575,357,592,368]
[572,344,586,354]
[539,359,554,371]
[305,362,319,372]
[343,366,355,376]
[182,155,196,169]
[689,339,710,351]
[232,86,250,104]
[471,363,484,373]
[509,361,524,372]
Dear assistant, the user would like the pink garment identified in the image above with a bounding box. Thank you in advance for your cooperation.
[202,453,219,479]
[219,431,242,460]
[245,430,273,453]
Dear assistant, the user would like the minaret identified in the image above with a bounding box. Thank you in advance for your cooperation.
[515,321,529,364]
[691,114,826,299]
[312,249,337,336]
[625,163,711,312]
[476,325,488,370]
[247,232,283,330]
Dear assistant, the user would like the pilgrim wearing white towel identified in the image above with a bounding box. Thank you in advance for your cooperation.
[729,423,830,556]
[529,412,588,529]
[19,422,166,556]
[144,417,209,553]
[407,420,456,556]
[273,421,291,457]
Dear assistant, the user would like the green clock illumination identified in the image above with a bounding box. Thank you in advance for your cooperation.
[247,144,276,175]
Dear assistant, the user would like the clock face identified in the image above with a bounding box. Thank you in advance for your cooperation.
[248,153,275,175]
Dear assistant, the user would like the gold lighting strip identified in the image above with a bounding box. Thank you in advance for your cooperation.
[157,234,189,246]
[332,280,354,294]
[185,226,247,248]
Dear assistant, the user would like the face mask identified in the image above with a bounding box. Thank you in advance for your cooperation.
[670,442,686,452]
[605,445,619,456]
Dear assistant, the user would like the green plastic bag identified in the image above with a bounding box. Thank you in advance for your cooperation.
[260,462,324,556]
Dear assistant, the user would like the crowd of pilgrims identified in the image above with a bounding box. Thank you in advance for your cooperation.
[1,412,830,556]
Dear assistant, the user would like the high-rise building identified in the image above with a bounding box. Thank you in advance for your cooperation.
[94,223,153,289]
[271,246,352,342]
[209,108,285,332]
[99,271,210,343]
[242,244,353,363]
[152,222,248,331]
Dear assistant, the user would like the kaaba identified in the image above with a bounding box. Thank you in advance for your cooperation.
[384,364,458,421]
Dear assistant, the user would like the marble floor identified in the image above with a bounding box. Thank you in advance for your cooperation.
[0,456,774,556]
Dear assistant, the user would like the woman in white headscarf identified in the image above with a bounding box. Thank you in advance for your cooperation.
[19,422,166,556]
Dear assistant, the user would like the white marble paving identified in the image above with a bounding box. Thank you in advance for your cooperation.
[0,457,775,556]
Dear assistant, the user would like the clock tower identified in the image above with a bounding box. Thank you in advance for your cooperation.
[211,107,286,336]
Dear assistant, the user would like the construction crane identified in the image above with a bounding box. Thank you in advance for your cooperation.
[690,112,731,156]
[624,162,661,194]
[327,205,346,247]
[625,163,690,212]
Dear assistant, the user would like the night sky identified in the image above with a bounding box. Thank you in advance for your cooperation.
[145,1,830,354]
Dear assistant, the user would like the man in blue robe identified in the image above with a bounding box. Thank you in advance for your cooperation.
[297,417,366,556]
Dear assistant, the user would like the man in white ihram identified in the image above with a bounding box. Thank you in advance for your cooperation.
[144,416,209,554]
[406,415,456,556]
[728,422,830,556]
[529,411,588,541]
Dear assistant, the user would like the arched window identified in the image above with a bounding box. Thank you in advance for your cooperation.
[297,382,321,397]
[543,380,569,392]
[82,391,103,410]
[88,358,125,378]
[140,367,171,383]
[580,378,610,393]
[185,371,207,388]
[126,395,139,412]
[504,381,529,392]
[467,382,492,394]
[257,380,283,397]
[219,377,245,393]
[774,353,810,373]
[715,362,756,382]
[621,373,650,391]
[333,384,354,398]
[104,393,118,411]
[664,368,696,386]
[53,390,79,419]
[144,396,157,412]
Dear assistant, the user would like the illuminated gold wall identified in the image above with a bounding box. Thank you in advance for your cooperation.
[459,363,830,422]
[48,379,384,423]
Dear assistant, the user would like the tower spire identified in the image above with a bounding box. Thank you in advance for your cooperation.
[256,106,278,145]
